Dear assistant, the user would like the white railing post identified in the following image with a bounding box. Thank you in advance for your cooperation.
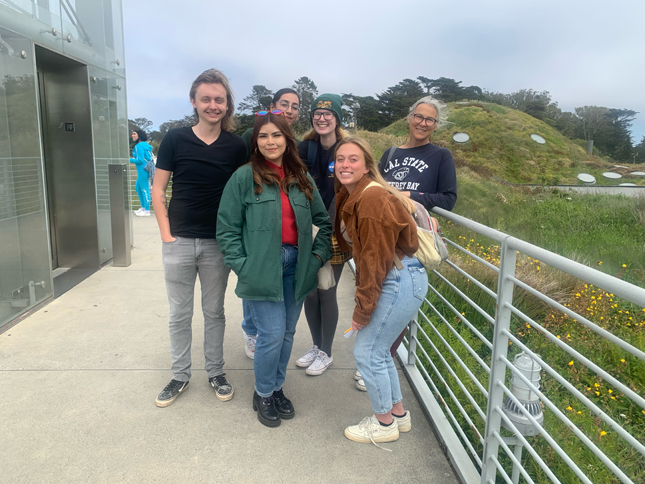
[480,237,516,483]
[407,315,418,365]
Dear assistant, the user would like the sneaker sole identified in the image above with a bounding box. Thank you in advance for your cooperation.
[344,428,399,443]
[305,361,332,375]
[355,381,367,392]
[252,400,282,427]
[214,388,234,402]
[396,420,412,433]
[155,382,189,407]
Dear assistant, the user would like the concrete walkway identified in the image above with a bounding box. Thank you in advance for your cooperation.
[0,216,458,484]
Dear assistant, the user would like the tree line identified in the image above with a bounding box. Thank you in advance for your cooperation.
[129,76,642,162]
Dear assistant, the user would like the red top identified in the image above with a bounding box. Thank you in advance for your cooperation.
[266,160,298,245]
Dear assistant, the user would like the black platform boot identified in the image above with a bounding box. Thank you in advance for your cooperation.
[252,391,281,427]
[273,388,295,419]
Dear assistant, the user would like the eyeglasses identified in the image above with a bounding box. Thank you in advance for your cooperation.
[411,113,437,126]
[277,101,300,112]
[313,111,335,120]
[255,110,284,116]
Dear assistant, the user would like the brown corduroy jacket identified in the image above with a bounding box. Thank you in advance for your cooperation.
[335,176,419,326]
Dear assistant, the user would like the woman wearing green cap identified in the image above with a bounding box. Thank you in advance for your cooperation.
[295,94,350,376]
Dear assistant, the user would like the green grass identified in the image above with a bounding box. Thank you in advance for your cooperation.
[414,239,645,483]
[375,102,645,186]
[449,170,645,283]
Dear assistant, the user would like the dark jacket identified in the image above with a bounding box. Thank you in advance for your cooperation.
[217,164,332,304]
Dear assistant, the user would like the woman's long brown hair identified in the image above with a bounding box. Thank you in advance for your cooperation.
[250,113,314,201]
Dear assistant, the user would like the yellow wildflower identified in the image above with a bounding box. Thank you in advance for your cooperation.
[568,361,574,366]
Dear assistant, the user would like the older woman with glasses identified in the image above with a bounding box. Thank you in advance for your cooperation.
[217,111,331,427]
[378,95,457,211]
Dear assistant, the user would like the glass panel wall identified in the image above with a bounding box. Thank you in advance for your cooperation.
[0,27,52,326]
[89,66,112,264]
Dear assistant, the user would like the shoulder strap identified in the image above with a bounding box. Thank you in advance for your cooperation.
[386,146,397,165]
[361,181,382,193]
[306,140,318,168]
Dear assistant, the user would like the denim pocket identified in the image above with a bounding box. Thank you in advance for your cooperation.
[408,266,428,302]
[162,236,180,245]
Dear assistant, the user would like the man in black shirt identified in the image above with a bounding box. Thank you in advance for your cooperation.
[152,69,247,407]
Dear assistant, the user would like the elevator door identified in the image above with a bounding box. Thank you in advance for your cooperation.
[36,69,58,269]
[35,46,100,295]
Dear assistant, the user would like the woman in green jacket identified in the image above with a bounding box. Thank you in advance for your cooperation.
[217,111,332,428]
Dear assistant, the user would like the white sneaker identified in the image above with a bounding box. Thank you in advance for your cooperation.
[305,350,333,375]
[135,209,151,217]
[354,370,362,381]
[134,208,144,214]
[356,379,367,392]
[344,415,399,450]
[296,346,319,368]
[394,410,411,433]
[243,331,256,360]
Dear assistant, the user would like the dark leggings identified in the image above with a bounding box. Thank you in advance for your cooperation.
[303,263,345,356]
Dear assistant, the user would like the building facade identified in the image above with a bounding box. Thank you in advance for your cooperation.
[0,0,129,329]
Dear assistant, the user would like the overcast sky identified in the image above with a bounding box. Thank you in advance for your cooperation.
[123,0,645,146]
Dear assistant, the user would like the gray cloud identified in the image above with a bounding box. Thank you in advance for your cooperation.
[124,0,645,143]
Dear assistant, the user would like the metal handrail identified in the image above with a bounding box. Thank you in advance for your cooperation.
[377,206,644,484]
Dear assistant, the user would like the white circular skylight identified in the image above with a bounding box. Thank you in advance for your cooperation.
[603,172,622,179]
[453,133,470,143]
[530,134,546,144]
[577,173,596,184]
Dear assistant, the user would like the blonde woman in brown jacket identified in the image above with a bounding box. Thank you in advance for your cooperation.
[334,136,428,448]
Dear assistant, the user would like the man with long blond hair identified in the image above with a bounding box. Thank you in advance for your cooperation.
[152,69,247,407]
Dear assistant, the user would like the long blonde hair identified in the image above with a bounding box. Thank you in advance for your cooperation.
[302,125,349,142]
[333,136,415,214]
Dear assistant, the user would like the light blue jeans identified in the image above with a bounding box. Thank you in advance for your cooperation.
[247,245,303,397]
[162,237,230,382]
[353,256,428,414]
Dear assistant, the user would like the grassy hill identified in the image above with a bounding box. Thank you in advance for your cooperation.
[359,101,645,186]
[353,104,645,281]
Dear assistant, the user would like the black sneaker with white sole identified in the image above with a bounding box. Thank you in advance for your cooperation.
[155,379,189,407]
[209,374,234,401]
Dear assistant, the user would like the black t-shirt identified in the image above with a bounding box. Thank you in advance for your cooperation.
[156,127,247,238]
[378,143,457,211]
[298,139,337,215]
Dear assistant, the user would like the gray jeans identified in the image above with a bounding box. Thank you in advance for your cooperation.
[162,237,230,382]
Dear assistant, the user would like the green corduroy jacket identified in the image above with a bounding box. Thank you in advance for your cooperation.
[217,164,332,304]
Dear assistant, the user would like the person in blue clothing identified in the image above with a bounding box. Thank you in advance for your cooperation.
[130,129,153,217]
